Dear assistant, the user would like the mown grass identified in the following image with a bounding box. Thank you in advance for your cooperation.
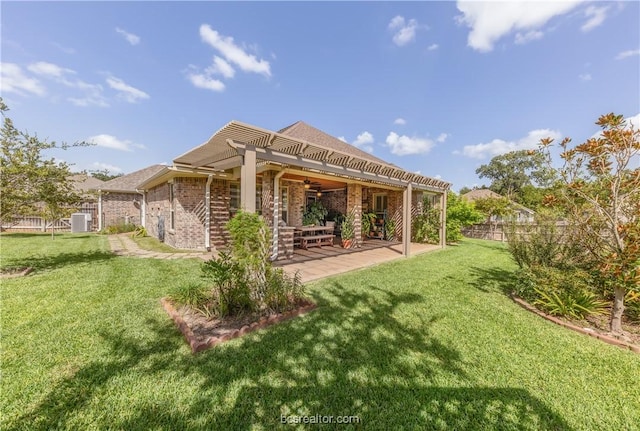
[1,233,638,430]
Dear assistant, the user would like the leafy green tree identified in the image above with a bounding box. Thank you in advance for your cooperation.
[0,98,86,237]
[90,169,122,182]
[539,113,640,335]
[476,150,555,200]
[458,186,472,195]
[446,191,484,242]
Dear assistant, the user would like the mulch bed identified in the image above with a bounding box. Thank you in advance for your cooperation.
[0,267,34,279]
[510,294,640,354]
[162,298,317,353]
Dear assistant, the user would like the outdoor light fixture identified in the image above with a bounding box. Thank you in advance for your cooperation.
[304,178,311,189]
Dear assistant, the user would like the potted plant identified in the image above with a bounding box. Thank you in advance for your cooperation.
[340,213,355,248]
[361,212,377,239]
[384,218,396,241]
[302,201,328,226]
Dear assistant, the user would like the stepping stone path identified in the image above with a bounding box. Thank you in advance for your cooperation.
[107,234,213,261]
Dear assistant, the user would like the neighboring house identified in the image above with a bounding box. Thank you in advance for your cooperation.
[95,165,166,229]
[462,189,535,223]
[98,120,450,259]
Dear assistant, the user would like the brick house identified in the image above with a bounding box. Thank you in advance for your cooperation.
[99,121,450,259]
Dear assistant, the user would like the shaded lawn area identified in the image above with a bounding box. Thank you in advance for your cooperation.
[1,234,639,430]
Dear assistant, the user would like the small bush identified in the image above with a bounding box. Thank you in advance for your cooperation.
[169,282,209,308]
[518,266,608,319]
[131,226,147,237]
[103,223,137,234]
[199,211,307,318]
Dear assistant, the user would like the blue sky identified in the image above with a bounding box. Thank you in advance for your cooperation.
[2,1,638,191]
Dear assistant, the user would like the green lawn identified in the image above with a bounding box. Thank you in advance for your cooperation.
[1,233,638,430]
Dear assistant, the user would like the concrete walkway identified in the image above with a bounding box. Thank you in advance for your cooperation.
[274,242,442,283]
[107,234,442,283]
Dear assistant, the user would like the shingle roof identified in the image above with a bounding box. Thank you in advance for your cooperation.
[461,189,503,201]
[98,165,166,192]
[69,174,104,199]
[278,121,393,167]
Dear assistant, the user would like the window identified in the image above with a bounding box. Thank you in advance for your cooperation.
[169,182,175,230]
[373,193,388,214]
[281,186,289,224]
[229,182,240,217]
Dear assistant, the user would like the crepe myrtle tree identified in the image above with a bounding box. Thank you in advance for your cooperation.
[0,98,88,237]
[539,113,640,335]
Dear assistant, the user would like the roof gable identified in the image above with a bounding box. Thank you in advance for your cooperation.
[278,121,392,167]
[98,165,166,192]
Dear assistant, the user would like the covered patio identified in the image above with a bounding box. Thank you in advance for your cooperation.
[172,120,450,260]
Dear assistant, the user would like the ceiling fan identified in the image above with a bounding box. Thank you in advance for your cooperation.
[303,177,321,190]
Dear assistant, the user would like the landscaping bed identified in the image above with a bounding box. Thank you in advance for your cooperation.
[162,298,316,353]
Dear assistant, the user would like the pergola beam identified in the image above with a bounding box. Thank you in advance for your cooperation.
[227,139,444,192]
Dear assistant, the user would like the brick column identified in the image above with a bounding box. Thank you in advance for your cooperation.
[278,227,295,260]
[261,171,275,227]
[346,183,362,246]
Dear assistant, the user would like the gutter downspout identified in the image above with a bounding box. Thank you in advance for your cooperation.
[205,174,214,251]
[270,170,287,261]
[97,191,103,231]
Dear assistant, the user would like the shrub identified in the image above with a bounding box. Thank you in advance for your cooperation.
[131,226,147,238]
[168,282,215,317]
[103,223,137,234]
[519,266,608,319]
[199,210,307,318]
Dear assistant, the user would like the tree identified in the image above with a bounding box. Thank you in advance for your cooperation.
[473,196,514,239]
[0,98,86,237]
[458,186,472,195]
[476,150,555,200]
[539,113,640,335]
[446,191,484,242]
[90,169,122,182]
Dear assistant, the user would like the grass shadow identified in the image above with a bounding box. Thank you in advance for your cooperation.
[1,250,116,272]
[6,281,570,430]
[467,266,517,294]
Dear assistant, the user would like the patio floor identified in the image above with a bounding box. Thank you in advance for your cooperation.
[274,240,442,283]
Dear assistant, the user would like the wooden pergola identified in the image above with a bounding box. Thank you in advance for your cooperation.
[173,121,451,257]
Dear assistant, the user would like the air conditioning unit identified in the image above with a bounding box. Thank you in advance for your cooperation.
[71,213,90,233]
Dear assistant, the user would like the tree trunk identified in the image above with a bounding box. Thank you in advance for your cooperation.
[610,287,625,335]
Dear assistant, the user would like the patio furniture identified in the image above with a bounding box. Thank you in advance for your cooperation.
[294,226,336,250]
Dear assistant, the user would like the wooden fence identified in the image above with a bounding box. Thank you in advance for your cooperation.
[1,203,99,232]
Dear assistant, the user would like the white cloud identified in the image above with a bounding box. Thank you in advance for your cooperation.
[352,131,374,153]
[67,80,108,107]
[388,16,419,47]
[581,5,608,32]
[337,136,347,143]
[615,49,640,60]
[394,118,407,125]
[385,132,434,156]
[627,113,640,129]
[458,129,562,159]
[92,162,122,173]
[206,56,235,79]
[436,133,449,143]
[27,61,75,77]
[187,72,225,92]
[455,1,582,52]
[87,134,145,152]
[0,63,46,96]
[199,24,271,77]
[578,73,592,82]
[115,27,140,45]
[427,43,439,51]
[106,76,149,103]
[434,174,442,180]
[514,30,544,45]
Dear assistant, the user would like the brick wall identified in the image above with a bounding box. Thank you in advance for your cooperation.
[261,171,275,227]
[319,188,347,216]
[209,179,231,249]
[346,183,362,245]
[102,192,141,227]
[145,183,170,243]
[285,180,305,227]
[172,177,206,249]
